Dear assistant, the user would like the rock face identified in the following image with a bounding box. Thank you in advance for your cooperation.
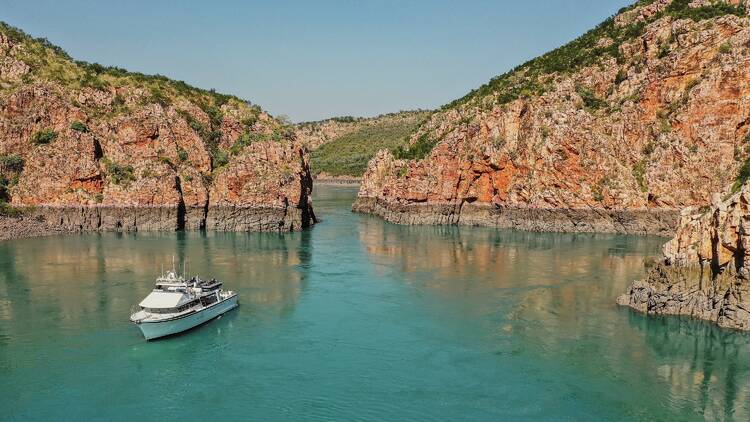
[618,184,750,330]
[356,0,750,235]
[0,22,315,235]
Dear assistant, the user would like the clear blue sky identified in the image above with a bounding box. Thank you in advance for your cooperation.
[0,0,633,122]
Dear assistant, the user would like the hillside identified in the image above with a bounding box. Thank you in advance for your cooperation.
[295,111,429,178]
[355,0,750,235]
[0,22,315,233]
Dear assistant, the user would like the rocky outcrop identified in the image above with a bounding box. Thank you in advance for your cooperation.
[353,197,678,235]
[0,22,315,236]
[356,1,750,235]
[618,184,750,330]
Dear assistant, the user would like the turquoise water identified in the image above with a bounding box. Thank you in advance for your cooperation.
[1,185,750,421]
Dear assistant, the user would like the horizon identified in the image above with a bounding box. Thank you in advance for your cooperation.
[0,0,633,122]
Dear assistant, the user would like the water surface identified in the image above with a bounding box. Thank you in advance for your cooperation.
[2,186,749,421]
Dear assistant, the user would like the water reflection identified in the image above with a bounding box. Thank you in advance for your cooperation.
[358,213,750,419]
[358,214,660,299]
[0,230,309,340]
[627,314,750,420]
[3,184,750,420]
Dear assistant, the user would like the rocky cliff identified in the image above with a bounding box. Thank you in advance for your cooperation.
[355,0,750,235]
[618,182,750,330]
[0,22,315,235]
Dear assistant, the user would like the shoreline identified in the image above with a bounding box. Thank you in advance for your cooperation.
[352,197,679,236]
[314,177,361,186]
[617,263,750,331]
[0,214,75,241]
[0,203,315,241]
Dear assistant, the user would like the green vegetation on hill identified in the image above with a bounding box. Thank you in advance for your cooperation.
[392,133,438,161]
[0,21,254,112]
[0,20,293,178]
[310,112,429,177]
[391,0,747,165]
[442,0,746,111]
[29,129,57,145]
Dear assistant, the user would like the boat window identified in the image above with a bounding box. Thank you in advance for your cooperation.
[145,307,173,314]
[144,299,199,314]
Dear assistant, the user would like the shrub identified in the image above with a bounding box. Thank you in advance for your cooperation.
[719,42,732,54]
[614,69,628,85]
[102,159,136,185]
[201,104,223,128]
[241,115,258,128]
[392,133,439,160]
[230,131,269,155]
[113,95,126,107]
[0,154,24,172]
[576,86,605,110]
[212,150,229,168]
[0,201,23,217]
[70,121,89,132]
[158,156,176,170]
[665,0,746,21]
[177,146,189,162]
[79,72,108,90]
[642,142,655,156]
[30,129,57,145]
[659,118,672,134]
[632,160,648,193]
[144,86,171,107]
[331,116,358,123]
[657,44,670,59]
[0,175,9,202]
[592,183,604,202]
[734,157,750,193]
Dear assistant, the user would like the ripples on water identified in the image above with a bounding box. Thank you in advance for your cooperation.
[1,185,749,421]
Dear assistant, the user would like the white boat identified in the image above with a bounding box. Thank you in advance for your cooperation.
[130,269,239,340]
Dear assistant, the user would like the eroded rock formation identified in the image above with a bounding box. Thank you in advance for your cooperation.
[0,23,315,235]
[618,184,750,330]
[355,0,750,235]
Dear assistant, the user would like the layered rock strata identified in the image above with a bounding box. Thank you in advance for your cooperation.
[0,23,315,235]
[355,1,750,235]
[618,186,750,330]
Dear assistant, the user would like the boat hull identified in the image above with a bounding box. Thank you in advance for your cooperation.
[134,295,239,340]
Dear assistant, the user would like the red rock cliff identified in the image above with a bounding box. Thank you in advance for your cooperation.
[618,183,750,330]
[355,0,750,235]
[0,24,315,233]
